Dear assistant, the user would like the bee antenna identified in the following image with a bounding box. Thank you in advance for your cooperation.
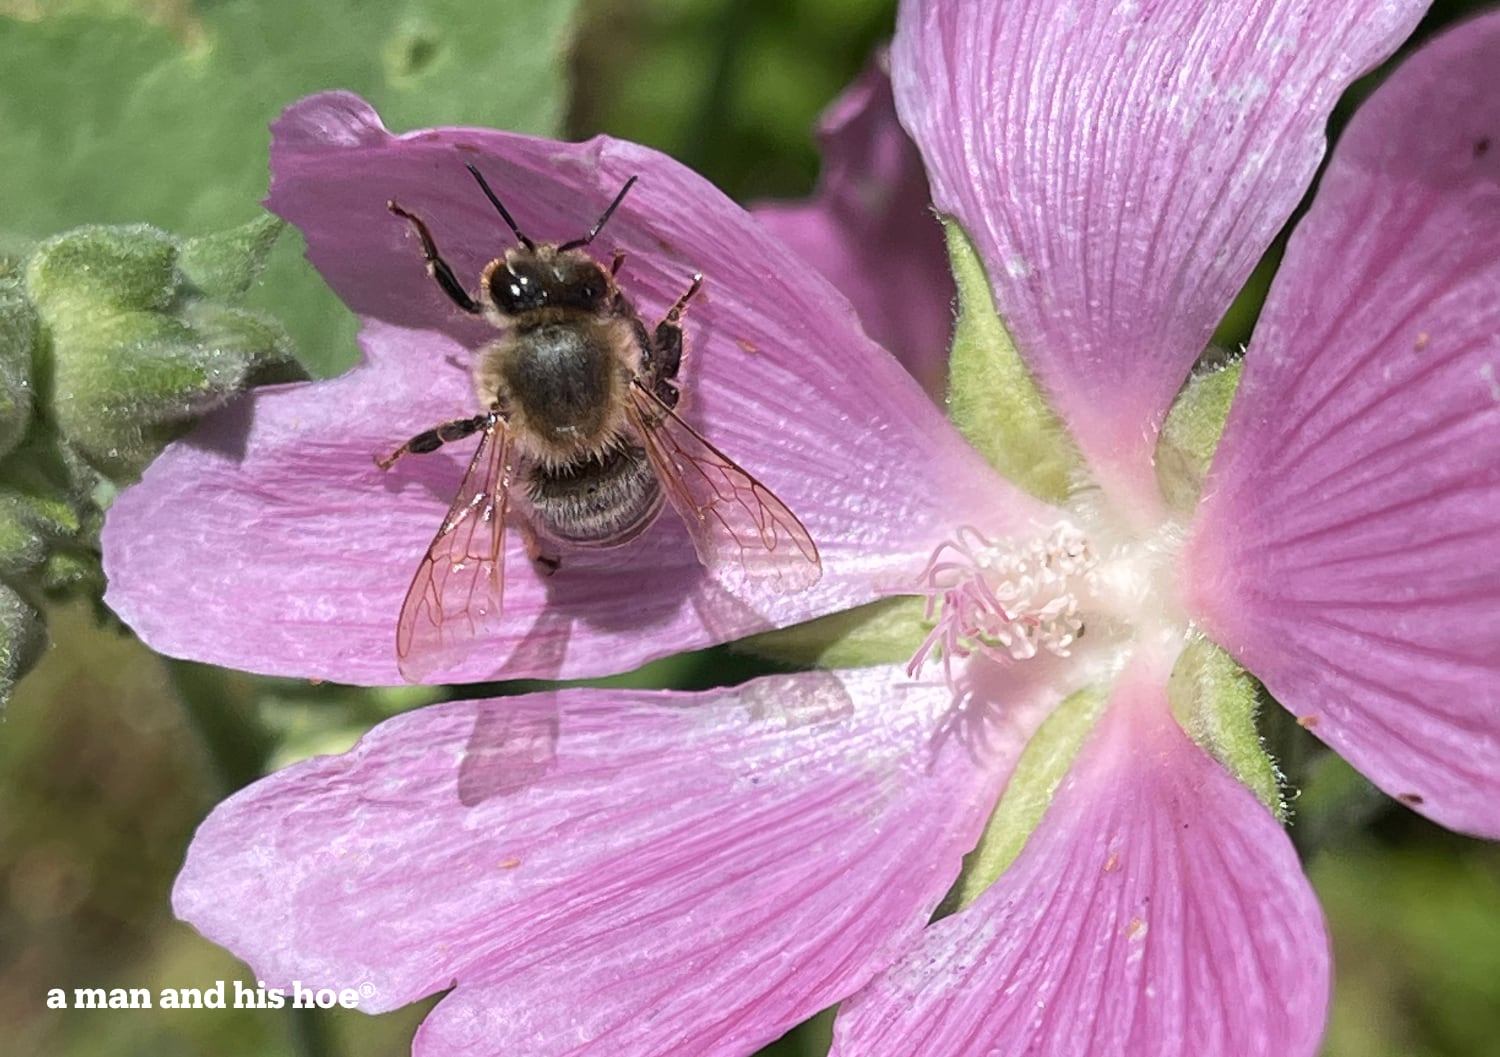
[465,162,536,252]
[559,176,639,252]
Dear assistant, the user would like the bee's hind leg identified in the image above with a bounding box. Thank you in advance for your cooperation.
[517,520,561,576]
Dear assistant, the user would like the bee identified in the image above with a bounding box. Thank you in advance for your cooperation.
[379,162,822,680]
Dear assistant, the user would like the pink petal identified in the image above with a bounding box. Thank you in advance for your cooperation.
[102,93,1046,685]
[1185,12,1500,838]
[751,55,954,398]
[174,668,1003,1057]
[892,0,1426,510]
[832,659,1329,1057]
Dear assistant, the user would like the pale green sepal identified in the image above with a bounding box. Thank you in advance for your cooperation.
[944,220,1080,503]
[0,579,46,711]
[1168,633,1284,819]
[41,550,101,596]
[27,224,179,313]
[1156,354,1242,514]
[178,215,285,300]
[0,488,80,579]
[26,220,297,476]
[46,310,251,474]
[0,433,103,530]
[177,303,303,386]
[0,280,38,458]
[737,596,929,669]
[952,684,1108,910]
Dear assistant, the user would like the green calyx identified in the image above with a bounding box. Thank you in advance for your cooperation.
[1155,352,1242,514]
[25,215,301,477]
[941,639,1282,914]
[944,221,1081,503]
[178,215,287,302]
[944,684,1108,912]
[738,596,930,669]
[1168,633,1284,819]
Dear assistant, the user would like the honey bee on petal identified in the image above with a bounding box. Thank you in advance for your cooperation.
[379,162,822,680]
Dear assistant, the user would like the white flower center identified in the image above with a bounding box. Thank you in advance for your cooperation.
[910,510,1186,685]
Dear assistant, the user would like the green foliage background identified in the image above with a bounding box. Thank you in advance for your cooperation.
[1,2,1497,1056]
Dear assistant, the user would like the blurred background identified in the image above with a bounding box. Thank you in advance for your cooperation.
[1,1,1498,1055]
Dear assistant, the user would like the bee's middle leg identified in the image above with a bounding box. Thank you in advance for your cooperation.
[377,414,490,470]
[517,520,561,575]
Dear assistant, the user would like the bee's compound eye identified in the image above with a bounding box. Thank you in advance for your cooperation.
[491,263,546,313]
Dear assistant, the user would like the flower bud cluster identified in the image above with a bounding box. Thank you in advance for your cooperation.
[0,216,300,706]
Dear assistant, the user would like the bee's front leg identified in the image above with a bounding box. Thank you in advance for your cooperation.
[388,201,483,315]
[642,273,703,407]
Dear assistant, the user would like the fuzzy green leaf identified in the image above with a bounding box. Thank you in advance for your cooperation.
[1,2,581,378]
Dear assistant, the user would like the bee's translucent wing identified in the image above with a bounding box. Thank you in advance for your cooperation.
[627,383,821,591]
[395,419,514,682]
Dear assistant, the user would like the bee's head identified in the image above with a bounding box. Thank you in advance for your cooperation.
[484,248,612,316]
[466,164,638,319]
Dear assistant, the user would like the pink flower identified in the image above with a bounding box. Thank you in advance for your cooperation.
[103,1,1500,1055]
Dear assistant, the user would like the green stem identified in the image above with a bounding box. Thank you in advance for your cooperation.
[166,658,340,1057]
[166,658,274,793]
[683,0,751,171]
[285,1003,337,1057]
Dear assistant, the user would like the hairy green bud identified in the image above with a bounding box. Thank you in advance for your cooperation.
[25,217,299,476]
[0,280,37,458]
